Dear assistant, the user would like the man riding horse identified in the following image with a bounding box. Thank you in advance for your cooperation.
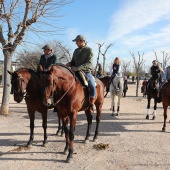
[157,65,170,103]
[147,60,164,94]
[66,35,96,113]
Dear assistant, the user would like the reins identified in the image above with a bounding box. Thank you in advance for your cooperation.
[53,80,74,106]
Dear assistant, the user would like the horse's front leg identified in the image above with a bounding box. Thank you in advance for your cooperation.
[42,111,47,146]
[93,104,102,142]
[27,111,35,147]
[146,97,151,119]
[116,94,121,116]
[84,110,93,143]
[66,112,77,163]
[152,98,157,120]
[162,104,168,132]
[56,112,64,136]
[110,86,114,113]
[63,117,69,155]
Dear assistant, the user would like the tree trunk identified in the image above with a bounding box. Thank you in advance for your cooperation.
[136,70,139,97]
[1,52,12,116]
[103,56,105,75]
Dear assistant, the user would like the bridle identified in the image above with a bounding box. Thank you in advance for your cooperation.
[11,75,27,98]
[43,75,74,106]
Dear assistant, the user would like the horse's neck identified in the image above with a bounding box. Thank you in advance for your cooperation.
[112,77,120,85]
[26,74,40,94]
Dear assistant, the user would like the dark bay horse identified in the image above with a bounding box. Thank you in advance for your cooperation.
[40,64,104,163]
[123,79,128,97]
[162,82,170,131]
[145,78,159,120]
[99,75,110,97]
[141,85,147,97]
[8,68,59,146]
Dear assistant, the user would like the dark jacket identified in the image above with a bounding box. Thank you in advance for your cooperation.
[112,64,120,75]
[37,54,57,73]
[150,66,160,75]
[69,46,93,73]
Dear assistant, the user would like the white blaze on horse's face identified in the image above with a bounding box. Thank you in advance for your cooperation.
[42,75,56,107]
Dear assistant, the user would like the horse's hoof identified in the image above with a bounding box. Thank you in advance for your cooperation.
[162,128,166,132]
[63,149,69,155]
[84,139,90,144]
[93,138,98,142]
[115,113,119,116]
[146,115,149,119]
[111,113,114,116]
[42,142,47,147]
[152,116,155,120]
[26,142,32,147]
[66,157,73,163]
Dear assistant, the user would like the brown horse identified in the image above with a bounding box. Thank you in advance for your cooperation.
[99,76,110,97]
[162,82,170,131]
[8,68,60,146]
[40,64,104,163]
[145,78,158,120]
[141,85,147,97]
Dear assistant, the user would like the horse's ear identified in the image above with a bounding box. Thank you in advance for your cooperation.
[7,70,13,75]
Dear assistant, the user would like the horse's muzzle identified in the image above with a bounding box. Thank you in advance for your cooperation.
[43,98,53,107]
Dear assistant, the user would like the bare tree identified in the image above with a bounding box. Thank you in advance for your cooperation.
[101,43,114,74]
[153,50,170,70]
[121,60,131,76]
[16,41,72,70]
[57,42,72,63]
[0,0,71,115]
[130,51,145,97]
[94,43,104,77]
[161,51,170,70]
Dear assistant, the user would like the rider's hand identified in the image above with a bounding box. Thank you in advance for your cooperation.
[71,67,78,72]
[66,63,71,67]
[165,80,168,83]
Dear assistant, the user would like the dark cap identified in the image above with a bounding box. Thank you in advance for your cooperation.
[152,60,157,63]
[42,44,52,50]
[72,35,86,42]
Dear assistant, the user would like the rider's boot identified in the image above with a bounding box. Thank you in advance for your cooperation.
[88,98,95,113]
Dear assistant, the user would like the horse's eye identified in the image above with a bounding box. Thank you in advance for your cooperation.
[50,83,53,86]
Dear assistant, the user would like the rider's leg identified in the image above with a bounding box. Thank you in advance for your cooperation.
[86,73,96,113]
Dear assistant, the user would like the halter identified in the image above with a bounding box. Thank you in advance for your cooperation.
[44,75,74,106]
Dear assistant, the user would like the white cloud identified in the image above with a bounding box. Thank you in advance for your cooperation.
[107,0,170,41]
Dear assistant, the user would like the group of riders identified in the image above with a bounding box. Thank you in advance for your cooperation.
[141,59,170,103]
[35,34,168,114]
[35,34,125,114]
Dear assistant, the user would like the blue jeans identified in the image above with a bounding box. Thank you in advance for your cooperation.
[86,72,96,98]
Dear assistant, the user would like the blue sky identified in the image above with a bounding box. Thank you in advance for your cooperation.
[1,0,170,71]
[54,0,170,70]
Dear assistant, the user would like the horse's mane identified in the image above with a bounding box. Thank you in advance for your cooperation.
[53,63,75,77]
[15,68,38,76]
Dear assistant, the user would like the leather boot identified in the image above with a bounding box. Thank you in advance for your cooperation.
[89,98,95,113]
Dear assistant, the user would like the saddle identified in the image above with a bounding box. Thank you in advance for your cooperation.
[75,71,89,87]
[75,71,97,88]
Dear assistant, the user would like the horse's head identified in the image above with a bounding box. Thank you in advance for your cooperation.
[8,70,28,103]
[149,79,158,90]
[40,67,57,107]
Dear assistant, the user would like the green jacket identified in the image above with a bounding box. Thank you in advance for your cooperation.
[37,54,57,73]
[69,46,93,73]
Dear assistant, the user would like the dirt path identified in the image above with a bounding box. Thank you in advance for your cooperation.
[0,84,170,170]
